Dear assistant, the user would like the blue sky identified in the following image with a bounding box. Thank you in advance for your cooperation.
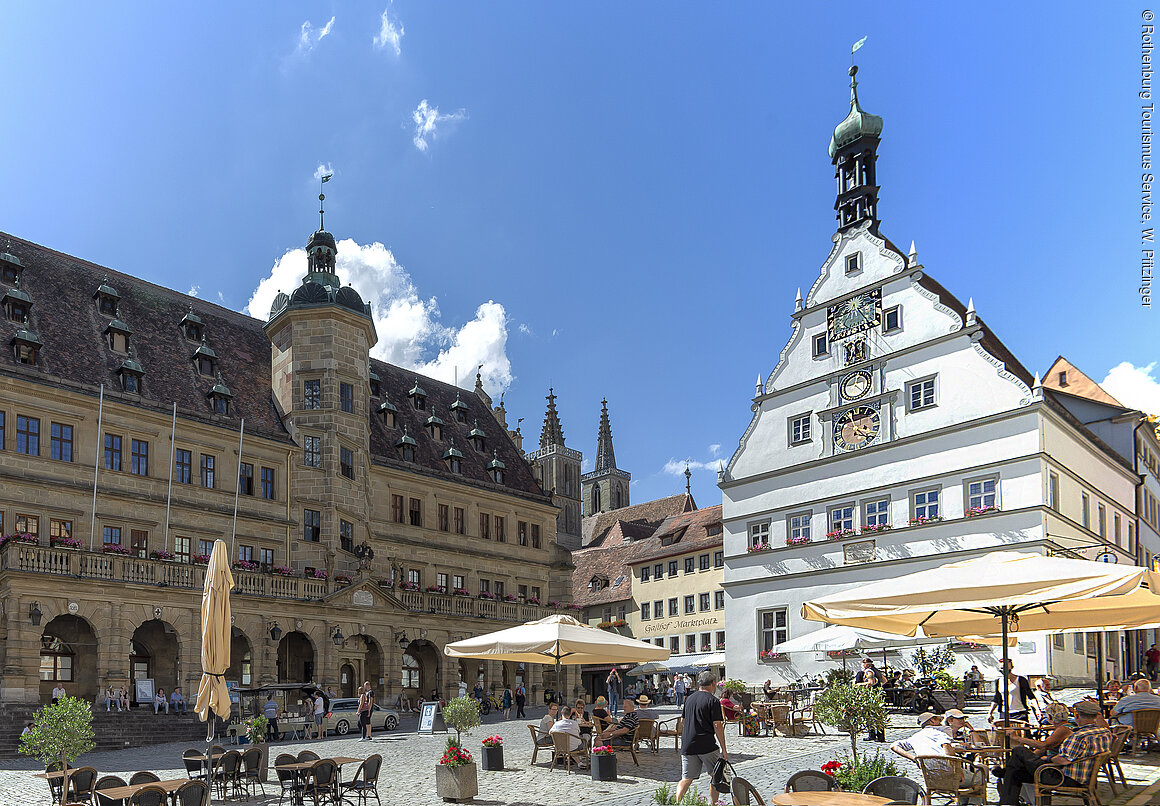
[1,4,1154,507]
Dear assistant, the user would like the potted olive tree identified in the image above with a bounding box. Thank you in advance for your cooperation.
[814,683,886,762]
[19,695,96,803]
[436,696,481,802]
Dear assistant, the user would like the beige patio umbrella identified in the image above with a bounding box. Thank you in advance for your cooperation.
[444,614,669,702]
[195,539,235,740]
[803,551,1160,725]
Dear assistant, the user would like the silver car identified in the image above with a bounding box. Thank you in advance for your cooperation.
[323,697,400,735]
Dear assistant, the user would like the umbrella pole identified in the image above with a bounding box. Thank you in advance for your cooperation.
[1095,632,1106,718]
[1001,608,1010,760]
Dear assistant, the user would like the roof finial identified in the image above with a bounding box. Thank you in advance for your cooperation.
[756,374,763,396]
[318,170,333,231]
[794,288,803,312]
[684,462,691,495]
[908,241,918,267]
[966,297,977,326]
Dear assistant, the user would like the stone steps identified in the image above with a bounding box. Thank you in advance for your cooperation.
[0,705,227,759]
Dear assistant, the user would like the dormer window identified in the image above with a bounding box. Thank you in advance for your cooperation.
[369,368,382,398]
[487,451,506,484]
[1058,371,1068,387]
[468,420,487,453]
[443,440,463,474]
[589,576,608,591]
[119,355,144,395]
[426,408,444,441]
[208,371,232,416]
[379,398,397,429]
[0,251,23,285]
[94,278,120,317]
[105,320,131,354]
[396,426,417,462]
[3,279,31,323]
[408,380,426,410]
[192,337,217,377]
[180,305,203,342]
[451,392,469,424]
[12,326,41,365]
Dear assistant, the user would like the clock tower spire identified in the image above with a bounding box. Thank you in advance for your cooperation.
[829,65,883,234]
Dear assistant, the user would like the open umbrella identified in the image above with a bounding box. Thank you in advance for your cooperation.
[803,551,1160,730]
[627,661,671,677]
[194,539,234,800]
[444,614,668,702]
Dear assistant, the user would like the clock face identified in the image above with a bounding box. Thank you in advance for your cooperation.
[840,370,872,401]
[827,288,882,340]
[833,405,881,451]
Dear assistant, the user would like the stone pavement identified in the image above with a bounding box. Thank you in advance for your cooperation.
[4,703,1159,805]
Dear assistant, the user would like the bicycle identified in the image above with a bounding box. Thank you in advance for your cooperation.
[475,692,503,716]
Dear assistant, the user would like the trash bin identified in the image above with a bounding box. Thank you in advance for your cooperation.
[543,688,555,704]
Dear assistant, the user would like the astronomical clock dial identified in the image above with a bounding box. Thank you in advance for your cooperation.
[839,370,872,401]
[833,405,881,451]
[827,288,882,341]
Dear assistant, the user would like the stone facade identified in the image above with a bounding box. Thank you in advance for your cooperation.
[0,228,574,711]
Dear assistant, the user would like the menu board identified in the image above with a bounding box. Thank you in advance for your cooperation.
[418,701,446,734]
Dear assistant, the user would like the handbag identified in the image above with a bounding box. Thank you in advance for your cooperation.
[710,758,735,794]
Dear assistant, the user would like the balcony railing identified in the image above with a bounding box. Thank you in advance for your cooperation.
[0,542,555,620]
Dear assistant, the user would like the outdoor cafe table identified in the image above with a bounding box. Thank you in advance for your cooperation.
[771,792,891,806]
[96,778,189,801]
[275,757,364,806]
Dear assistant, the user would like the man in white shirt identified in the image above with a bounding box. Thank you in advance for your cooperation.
[550,706,584,751]
[890,712,954,762]
[1111,679,1160,728]
[51,684,66,703]
[313,693,325,739]
[458,679,468,699]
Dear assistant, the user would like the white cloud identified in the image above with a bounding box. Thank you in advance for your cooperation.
[1101,362,1160,416]
[244,238,514,393]
[216,291,226,304]
[661,458,719,475]
[187,285,200,298]
[411,99,467,152]
[518,323,533,336]
[297,16,335,54]
[313,163,334,182]
[708,443,721,457]
[373,6,404,55]
[551,329,559,337]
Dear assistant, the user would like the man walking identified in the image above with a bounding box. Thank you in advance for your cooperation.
[515,682,527,718]
[263,694,279,742]
[357,681,374,741]
[606,668,622,716]
[1146,644,1160,682]
[675,672,729,805]
[675,674,687,707]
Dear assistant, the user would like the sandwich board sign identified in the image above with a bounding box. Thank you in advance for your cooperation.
[418,700,447,734]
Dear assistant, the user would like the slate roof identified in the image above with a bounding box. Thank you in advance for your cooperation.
[0,232,547,499]
[580,493,696,547]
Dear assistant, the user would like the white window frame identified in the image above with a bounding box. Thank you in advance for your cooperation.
[640,602,650,620]
[714,590,725,610]
[1082,494,1090,529]
[845,252,862,275]
[788,412,812,446]
[1049,472,1060,511]
[758,607,789,653]
[906,375,937,412]
[699,592,711,612]
[965,475,999,512]
[863,497,890,528]
[829,503,855,533]
[882,305,902,334]
[748,520,771,548]
[1098,504,1107,538]
[654,600,664,618]
[669,636,680,654]
[685,634,697,654]
[911,487,941,521]
[788,511,811,543]
[812,333,829,358]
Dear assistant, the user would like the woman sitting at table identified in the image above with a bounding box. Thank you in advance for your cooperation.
[762,680,775,700]
[1015,702,1072,754]
[591,696,610,727]
[720,692,740,721]
[573,699,592,737]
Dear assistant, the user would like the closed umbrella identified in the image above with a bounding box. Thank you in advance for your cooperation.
[194,539,234,799]
[803,551,1160,729]
[444,614,669,702]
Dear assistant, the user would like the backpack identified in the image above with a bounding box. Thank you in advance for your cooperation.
[711,758,735,794]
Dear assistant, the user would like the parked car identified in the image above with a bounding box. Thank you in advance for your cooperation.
[322,697,400,735]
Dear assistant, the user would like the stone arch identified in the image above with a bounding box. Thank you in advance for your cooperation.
[277,631,316,683]
[226,627,253,687]
[339,663,356,698]
[130,619,181,704]
[363,635,383,691]
[40,614,99,702]
[402,639,440,699]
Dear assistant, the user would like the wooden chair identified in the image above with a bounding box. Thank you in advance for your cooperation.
[1104,724,1132,793]
[634,718,658,753]
[128,786,168,806]
[768,705,800,736]
[914,756,986,806]
[528,724,554,765]
[785,770,835,792]
[1032,751,1110,806]
[548,732,589,773]
[794,704,825,735]
[731,776,767,805]
[1132,708,1160,756]
[966,729,1005,767]
[657,716,683,751]
[605,722,645,766]
[863,775,928,805]
[94,775,128,806]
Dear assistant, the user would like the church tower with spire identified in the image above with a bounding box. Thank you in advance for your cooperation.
[581,399,630,515]
[524,388,583,549]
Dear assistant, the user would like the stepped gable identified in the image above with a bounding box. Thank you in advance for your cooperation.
[580,493,695,547]
[367,362,546,498]
[633,504,722,563]
[0,233,290,440]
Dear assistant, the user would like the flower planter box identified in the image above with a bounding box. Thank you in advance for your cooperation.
[480,744,504,771]
[590,753,616,781]
[435,762,478,802]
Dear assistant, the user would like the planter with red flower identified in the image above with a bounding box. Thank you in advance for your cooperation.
[398,581,419,591]
[826,528,858,541]
[860,523,892,535]
[758,650,788,662]
[749,541,774,553]
[1,533,39,549]
[590,745,616,781]
[49,536,82,550]
[526,597,541,605]
[502,593,518,602]
[451,588,470,597]
[426,584,447,594]
[479,735,504,771]
[271,566,294,577]
[784,536,810,547]
[965,505,1000,518]
[149,550,176,561]
[435,741,477,801]
[334,574,352,586]
[102,544,131,555]
[233,559,259,572]
[308,569,327,580]
[192,554,210,565]
[377,578,394,590]
[907,515,943,527]
[478,591,496,600]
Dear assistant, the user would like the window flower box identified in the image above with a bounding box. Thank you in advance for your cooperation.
[307,568,327,580]
[758,650,789,662]
[425,585,447,594]
[478,591,496,600]
[50,536,82,549]
[826,649,859,659]
[149,550,176,561]
[233,560,259,572]
[397,580,419,591]
[377,578,394,589]
[1,533,40,548]
[568,603,582,610]
[860,523,892,534]
[950,640,988,651]
[502,594,518,602]
[102,544,131,555]
[271,566,294,577]
[526,597,541,605]
[193,554,210,565]
[825,529,858,541]
[548,600,562,608]
[452,588,470,597]
[784,536,810,547]
[749,541,774,552]
[908,515,944,526]
[966,506,1000,518]
[335,574,352,585]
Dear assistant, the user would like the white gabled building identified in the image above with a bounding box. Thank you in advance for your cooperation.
[721,66,1141,687]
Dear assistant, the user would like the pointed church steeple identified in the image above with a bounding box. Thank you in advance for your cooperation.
[830,64,884,234]
[582,398,631,515]
[594,398,617,472]
[540,387,566,448]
